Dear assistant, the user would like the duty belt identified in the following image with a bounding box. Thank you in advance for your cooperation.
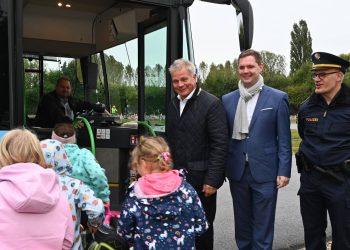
[309,164,345,184]
[295,151,346,184]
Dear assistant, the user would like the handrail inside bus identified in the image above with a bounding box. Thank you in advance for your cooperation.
[74,116,96,156]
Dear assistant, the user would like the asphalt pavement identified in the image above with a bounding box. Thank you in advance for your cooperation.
[214,157,332,250]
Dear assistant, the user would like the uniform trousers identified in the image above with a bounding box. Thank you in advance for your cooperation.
[299,170,350,250]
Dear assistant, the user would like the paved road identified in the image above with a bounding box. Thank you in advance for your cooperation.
[214,157,332,250]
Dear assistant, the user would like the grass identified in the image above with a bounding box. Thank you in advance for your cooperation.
[291,129,301,154]
[290,115,301,154]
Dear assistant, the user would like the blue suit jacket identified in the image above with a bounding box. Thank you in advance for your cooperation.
[222,85,292,183]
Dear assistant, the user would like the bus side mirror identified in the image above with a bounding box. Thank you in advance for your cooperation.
[232,0,254,51]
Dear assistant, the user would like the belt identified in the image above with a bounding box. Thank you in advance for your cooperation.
[304,157,343,172]
[310,163,343,172]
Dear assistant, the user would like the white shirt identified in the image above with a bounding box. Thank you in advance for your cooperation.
[177,88,201,116]
[246,92,260,125]
[245,91,260,161]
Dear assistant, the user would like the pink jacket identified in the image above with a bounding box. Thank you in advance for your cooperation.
[0,163,74,250]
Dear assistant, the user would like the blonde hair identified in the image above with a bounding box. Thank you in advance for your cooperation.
[131,136,173,173]
[0,128,46,168]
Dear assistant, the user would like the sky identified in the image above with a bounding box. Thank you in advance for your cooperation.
[189,0,350,70]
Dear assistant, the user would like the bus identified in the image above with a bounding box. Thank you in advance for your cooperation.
[0,0,253,208]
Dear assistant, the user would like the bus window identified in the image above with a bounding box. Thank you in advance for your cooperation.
[24,56,78,125]
[144,23,167,133]
[103,39,138,122]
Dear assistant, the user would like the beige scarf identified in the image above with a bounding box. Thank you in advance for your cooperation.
[232,75,264,140]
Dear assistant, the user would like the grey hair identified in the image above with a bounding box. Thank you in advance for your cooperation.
[168,58,196,76]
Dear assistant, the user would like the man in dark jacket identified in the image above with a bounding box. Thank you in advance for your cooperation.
[166,58,228,250]
[35,76,104,128]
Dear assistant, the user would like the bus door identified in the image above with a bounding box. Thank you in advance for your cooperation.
[77,7,182,210]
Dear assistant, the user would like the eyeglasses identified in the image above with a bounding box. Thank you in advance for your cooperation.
[312,71,339,80]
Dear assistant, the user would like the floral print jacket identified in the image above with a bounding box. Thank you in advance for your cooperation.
[117,179,208,250]
[41,139,104,250]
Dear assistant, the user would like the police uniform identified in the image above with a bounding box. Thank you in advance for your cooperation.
[297,52,350,250]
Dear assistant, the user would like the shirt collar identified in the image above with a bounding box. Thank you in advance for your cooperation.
[177,87,201,101]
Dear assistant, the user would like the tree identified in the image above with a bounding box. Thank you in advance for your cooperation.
[260,50,287,76]
[105,54,124,84]
[198,61,208,83]
[124,64,135,87]
[154,64,165,87]
[290,20,312,75]
[288,63,314,114]
[203,62,238,97]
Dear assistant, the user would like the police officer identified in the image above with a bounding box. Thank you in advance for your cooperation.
[297,52,350,250]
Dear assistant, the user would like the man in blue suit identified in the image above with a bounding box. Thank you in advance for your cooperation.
[222,49,292,250]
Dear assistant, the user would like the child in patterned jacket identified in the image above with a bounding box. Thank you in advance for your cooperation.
[117,136,208,250]
[52,122,110,204]
[40,139,104,250]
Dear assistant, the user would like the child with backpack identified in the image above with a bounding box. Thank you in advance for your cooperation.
[117,136,208,249]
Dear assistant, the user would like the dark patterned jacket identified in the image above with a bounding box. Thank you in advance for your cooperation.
[166,88,228,189]
[117,180,208,250]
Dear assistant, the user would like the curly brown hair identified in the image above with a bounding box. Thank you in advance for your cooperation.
[53,122,75,138]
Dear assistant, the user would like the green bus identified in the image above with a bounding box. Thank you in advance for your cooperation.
[0,0,253,208]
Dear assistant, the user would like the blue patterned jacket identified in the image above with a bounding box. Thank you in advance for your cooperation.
[117,180,208,250]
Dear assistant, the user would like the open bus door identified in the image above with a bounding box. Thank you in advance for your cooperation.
[0,0,253,208]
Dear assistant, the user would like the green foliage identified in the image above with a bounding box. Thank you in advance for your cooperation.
[145,86,166,115]
[290,20,313,75]
[263,73,290,93]
[339,53,350,84]
[339,53,350,64]
[260,51,290,92]
[202,61,238,97]
[261,50,287,75]
[198,61,209,82]
[24,59,48,114]
[287,83,313,115]
[287,63,314,114]
[290,63,313,85]
[344,74,350,85]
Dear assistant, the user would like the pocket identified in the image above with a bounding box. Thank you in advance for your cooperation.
[260,107,273,111]
[304,122,319,136]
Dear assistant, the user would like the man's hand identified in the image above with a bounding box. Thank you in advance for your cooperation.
[87,224,98,234]
[276,176,289,189]
[76,120,85,129]
[202,184,217,197]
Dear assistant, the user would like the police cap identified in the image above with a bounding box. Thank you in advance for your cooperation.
[311,52,350,73]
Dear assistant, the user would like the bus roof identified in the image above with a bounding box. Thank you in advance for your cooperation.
[23,0,195,58]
